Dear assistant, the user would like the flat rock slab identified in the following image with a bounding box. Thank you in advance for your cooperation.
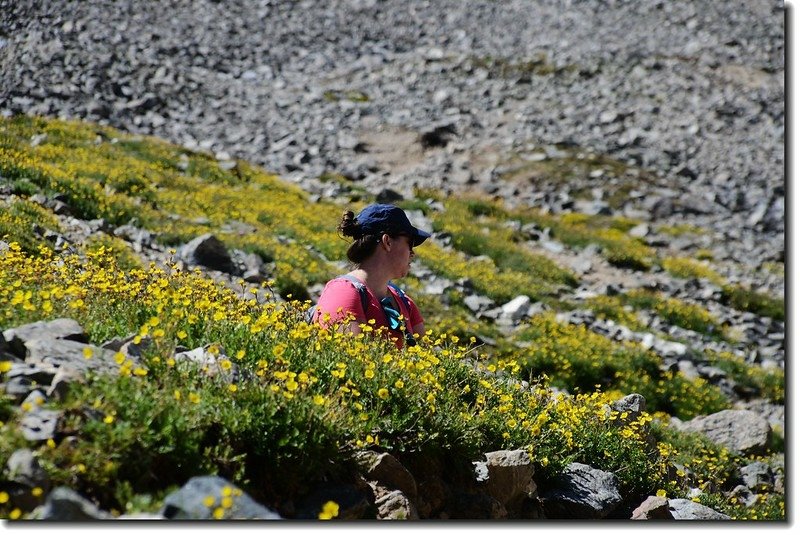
[31,487,111,520]
[668,498,730,520]
[24,338,130,378]
[3,318,88,357]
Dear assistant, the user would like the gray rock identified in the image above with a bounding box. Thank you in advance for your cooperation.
[375,189,404,204]
[423,278,454,296]
[740,461,774,492]
[463,294,494,313]
[24,338,128,379]
[675,409,772,456]
[668,498,730,520]
[173,345,238,380]
[178,233,239,275]
[728,485,759,508]
[630,496,674,520]
[7,448,51,492]
[3,318,88,357]
[19,409,60,442]
[45,368,77,400]
[628,223,650,238]
[609,393,647,425]
[1,332,13,359]
[355,451,417,502]
[113,224,155,249]
[474,449,536,513]
[374,489,419,520]
[30,487,112,520]
[500,295,531,322]
[540,463,622,519]
[231,250,267,282]
[676,359,700,380]
[2,363,58,400]
[573,199,612,216]
[3,447,50,508]
[160,476,281,520]
[540,240,565,253]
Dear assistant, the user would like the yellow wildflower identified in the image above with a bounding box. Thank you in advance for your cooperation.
[318,501,339,520]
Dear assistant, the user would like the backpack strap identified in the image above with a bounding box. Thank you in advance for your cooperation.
[387,281,417,346]
[336,274,370,319]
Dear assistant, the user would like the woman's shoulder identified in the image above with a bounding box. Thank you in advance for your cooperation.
[323,274,366,292]
[319,275,369,305]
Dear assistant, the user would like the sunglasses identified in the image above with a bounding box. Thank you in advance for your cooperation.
[394,234,414,252]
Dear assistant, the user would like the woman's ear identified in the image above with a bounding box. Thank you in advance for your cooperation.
[379,233,392,250]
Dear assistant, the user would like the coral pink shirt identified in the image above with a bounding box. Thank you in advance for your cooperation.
[315,277,423,349]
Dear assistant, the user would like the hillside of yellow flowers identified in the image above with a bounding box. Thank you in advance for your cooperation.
[0,115,784,520]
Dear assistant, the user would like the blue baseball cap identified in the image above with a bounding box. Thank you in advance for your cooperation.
[356,204,431,246]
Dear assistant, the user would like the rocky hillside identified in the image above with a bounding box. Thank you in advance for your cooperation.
[0,0,786,522]
[0,0,785,289]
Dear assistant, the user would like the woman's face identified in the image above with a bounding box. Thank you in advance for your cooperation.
[390,234,415,277]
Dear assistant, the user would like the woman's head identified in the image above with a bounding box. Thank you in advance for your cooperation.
[338,204,431,265]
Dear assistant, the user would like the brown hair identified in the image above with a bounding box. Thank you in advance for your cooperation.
[338,210,380,264]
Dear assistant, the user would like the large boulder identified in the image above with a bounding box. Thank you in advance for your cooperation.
[540,463,622,519]
[674,409,772,456]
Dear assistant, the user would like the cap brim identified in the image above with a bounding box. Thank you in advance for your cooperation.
[412,228,431,247]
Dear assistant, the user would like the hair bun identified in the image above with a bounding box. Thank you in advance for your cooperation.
[338,210,361,238]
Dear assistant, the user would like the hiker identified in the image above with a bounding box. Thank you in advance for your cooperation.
[313,203,430,348]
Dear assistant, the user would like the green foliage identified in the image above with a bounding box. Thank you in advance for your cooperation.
[0,197,61,254]
[721,285,784,322]
[704,350,784,403]
[323,90,370,103]
[662,257,725,285]
[622,289,727,341]
[513,314,729,419]
[584,295,646,331]
[84,235,143,272]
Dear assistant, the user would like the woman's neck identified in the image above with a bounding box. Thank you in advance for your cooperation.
[350,261,391,298]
